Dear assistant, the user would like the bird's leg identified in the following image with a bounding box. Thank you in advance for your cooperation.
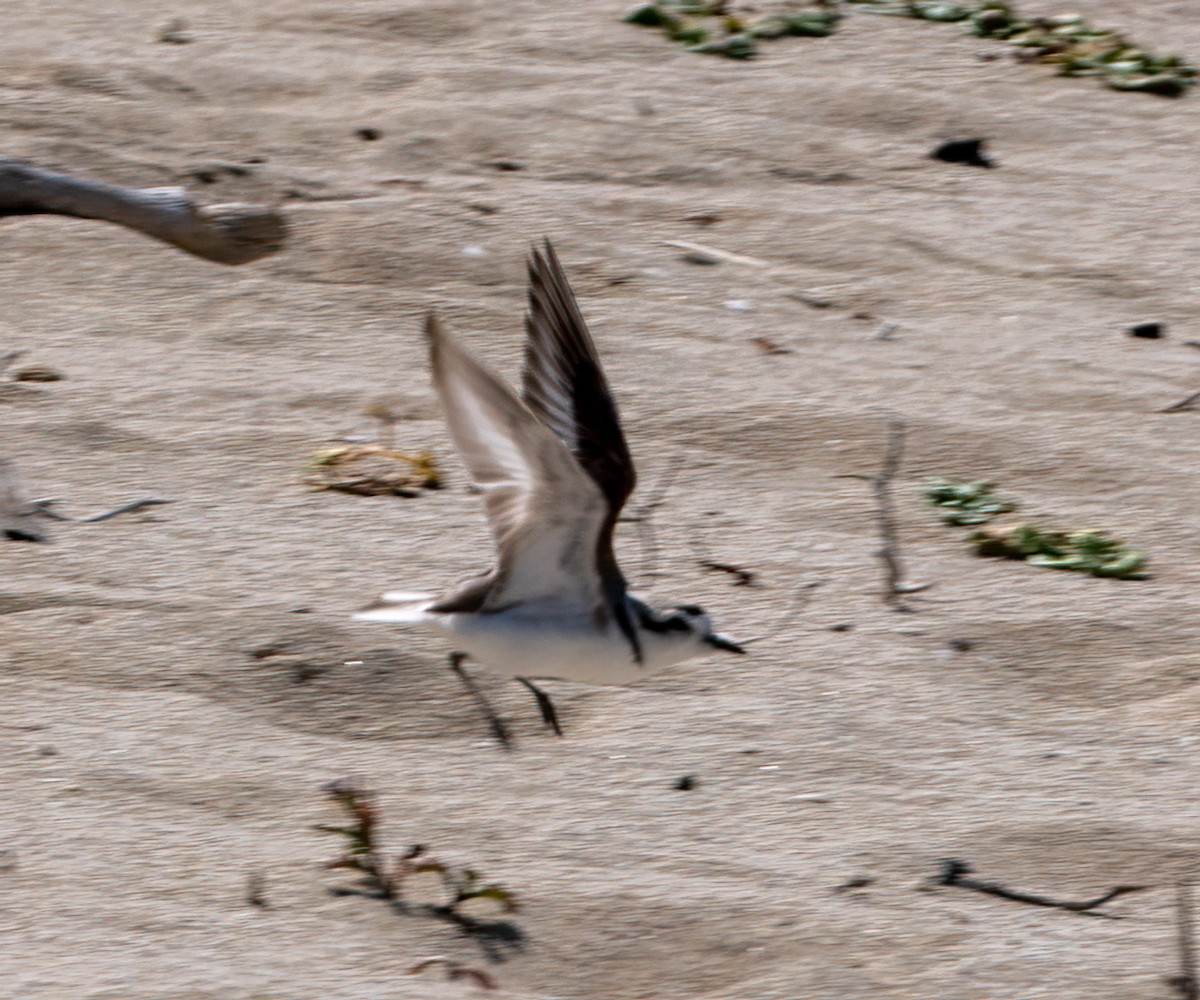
[517,677,563,737]
[449,653,511,749]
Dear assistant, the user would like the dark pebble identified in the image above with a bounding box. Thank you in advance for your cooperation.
[931,138,995,169]
[674,775,698,791]
[355,127,382,141]
[13,365,64,382]
[1128,322,1164,339]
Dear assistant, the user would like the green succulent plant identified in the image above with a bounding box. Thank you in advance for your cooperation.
[847,0,1195,96]
[969,523,1147,579]
[624,2,839,59]
[923,478,1015,526]
[926,479,1148,579]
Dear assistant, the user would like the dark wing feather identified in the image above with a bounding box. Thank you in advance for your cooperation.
[522,241,637,516]
[521,241,642,662]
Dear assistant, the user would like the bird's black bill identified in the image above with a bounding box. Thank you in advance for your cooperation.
[705,633,746,655]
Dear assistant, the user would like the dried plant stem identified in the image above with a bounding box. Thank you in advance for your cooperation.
[1174,881,1198,1000]
[79,498,171,523]
[1162,390,1200,413]
[936,859,1145,918]
[621,452,684,582]
[872,421,908,608]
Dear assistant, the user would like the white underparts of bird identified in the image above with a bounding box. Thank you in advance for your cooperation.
[353,241,744,734]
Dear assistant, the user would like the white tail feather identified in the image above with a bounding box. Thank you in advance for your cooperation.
[353,592,436,623]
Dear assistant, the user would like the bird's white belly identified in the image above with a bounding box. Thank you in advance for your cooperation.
[438,610,691,685]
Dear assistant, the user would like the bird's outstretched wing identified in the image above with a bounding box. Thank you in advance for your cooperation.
[522,241,637,516]
[425,312,608,612]
[520,241,641,658]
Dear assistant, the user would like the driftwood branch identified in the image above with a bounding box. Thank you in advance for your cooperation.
[936,859,1146,919]
[0,159,287,265]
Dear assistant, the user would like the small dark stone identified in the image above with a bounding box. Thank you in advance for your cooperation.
[931,138,995,169]
[486,160,525,172]
[355,127,382,141]
[674,775,698,790]
[186,162,251,185]
[829,623,854,633]
[157,19,193,44]
[5,528,45,543]
[833,875,874,892]
[948,638,973,652]
[1128,322,1164,339]
[292,663,326,684]
[13,365,64,382]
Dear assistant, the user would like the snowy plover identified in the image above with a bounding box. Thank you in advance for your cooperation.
[356,242,743,742]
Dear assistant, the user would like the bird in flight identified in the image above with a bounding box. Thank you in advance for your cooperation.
[356,241,744,744]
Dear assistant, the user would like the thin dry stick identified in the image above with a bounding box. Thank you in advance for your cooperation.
[1173,881,1198,1000]
[621,452,685,582]
[79,497,172,523]
[865,421,931,610]
[1162,390,1200,413]
[738,578,822,647]
[936,860,1145,919]
[688,531,758,586]
[840,422,930,609]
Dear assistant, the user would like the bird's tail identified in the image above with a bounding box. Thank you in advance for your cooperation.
[352,591,437,623]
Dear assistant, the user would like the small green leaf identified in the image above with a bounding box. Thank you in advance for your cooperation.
[624,3,670,27]
[688,33,757,58]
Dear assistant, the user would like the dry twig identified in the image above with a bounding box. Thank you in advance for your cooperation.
[935,859,1145,918]
[620,452,685,581]
[79,498,172,523]
[1170,881,1198,1000]
[408,957,497,990]
[1162,390,1200,413]
[660,239,771,267]
[842,421,928,610]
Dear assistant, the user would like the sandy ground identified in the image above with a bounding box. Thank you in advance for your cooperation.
[3,1,1200,997]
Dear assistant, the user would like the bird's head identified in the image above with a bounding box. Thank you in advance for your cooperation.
[671,604,746,655]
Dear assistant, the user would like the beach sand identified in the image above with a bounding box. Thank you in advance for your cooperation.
[2,1,1200,996]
